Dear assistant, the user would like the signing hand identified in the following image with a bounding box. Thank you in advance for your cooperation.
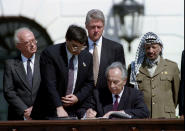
[86,108,97,118]
[61,94,78,107]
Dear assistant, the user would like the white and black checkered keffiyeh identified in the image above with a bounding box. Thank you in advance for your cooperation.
[130,32,163,89]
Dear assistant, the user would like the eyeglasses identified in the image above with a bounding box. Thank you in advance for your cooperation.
[19,39,37,46]
[69,41,87,51]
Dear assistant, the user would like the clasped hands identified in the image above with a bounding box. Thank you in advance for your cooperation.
[24,106,33,120]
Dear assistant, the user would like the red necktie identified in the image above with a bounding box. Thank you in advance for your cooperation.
[113,95,119,111]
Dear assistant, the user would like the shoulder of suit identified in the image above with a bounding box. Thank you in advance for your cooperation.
[103,37,122,47]
[80,49,93,58]
[42,43,64,55]
[125,86,141,95]
[5,59,14,64]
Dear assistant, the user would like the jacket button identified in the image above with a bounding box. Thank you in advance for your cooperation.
[152,102,155,105]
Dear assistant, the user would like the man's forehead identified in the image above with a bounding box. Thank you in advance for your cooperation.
[145,42,161,46]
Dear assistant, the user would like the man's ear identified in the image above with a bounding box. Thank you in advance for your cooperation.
[123,78,127,85]
[15,43,20,50]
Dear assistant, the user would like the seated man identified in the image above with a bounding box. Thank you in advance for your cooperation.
[86,62,149,119]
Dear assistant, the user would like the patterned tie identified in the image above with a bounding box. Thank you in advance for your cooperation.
[113,95,119,111]
[93,43,99,85]
[27,59,33,88]
[66,55,75,95]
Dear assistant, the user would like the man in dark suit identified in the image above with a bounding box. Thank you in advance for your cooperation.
[85,62,149,118]
[31,25,94,119]
[3,27,41,120]
[85,9,126,111]
[178,50,184,118]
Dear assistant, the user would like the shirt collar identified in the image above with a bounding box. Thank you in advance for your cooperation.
[112,87,124,99]
[21,54,35,63]
[66,45,77,60]
[88,36,102,47]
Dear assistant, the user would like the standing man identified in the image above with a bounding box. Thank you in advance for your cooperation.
[85,9,126,111]
[3,27,41,120]
[178,50,184,118]
[31,25,94,119]
[85,62,149,119]
[128,32,180,118]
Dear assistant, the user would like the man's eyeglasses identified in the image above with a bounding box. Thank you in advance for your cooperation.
[19,39,37,46]
[70,42,87,51]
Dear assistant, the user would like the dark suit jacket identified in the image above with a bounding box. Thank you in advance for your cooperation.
[178,50,184,116]
[31,43,94,119]
[94,86,149,118]
[88,37,126,114]
[3,53,41,120]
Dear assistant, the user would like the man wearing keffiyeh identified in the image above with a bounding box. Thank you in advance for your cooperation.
[128,32,180,118]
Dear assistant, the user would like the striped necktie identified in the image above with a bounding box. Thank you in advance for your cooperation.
[66,55,75,95]
[27,59,33,88]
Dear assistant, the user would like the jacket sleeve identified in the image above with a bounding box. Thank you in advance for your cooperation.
[124,89,150,118]
[39,50,63,108]
[172,63,180,107]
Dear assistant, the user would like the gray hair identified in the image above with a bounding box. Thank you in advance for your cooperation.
[105,62,127,80]
[85,9,105,25]
[14,27,32,45]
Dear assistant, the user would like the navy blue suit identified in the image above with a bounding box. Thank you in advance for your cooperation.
[88,37,126,114]
[178,50,184,116]
[31,43,94,119]
[93,86,149,118]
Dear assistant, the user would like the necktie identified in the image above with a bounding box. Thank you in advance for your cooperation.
[93,43,99,85]
[66,55,75,95]
[113,95,119,111]
[27,59,33,88]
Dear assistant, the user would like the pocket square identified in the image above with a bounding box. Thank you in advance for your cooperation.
[83,62,86,67]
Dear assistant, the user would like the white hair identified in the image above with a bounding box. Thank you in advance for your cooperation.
[105,62,127,80]
[14,27,32,45]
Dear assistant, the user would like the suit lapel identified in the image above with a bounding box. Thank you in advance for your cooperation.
[118,86,128,110]
[139,64,151,77]
[14,57,31,92]
[74,53,84,92]
[97,38,107,85]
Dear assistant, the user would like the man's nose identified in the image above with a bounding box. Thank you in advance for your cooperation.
[148,47,153,52]
[94,27,99,32]
[110,82,115,87]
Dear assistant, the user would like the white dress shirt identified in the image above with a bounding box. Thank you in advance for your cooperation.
[21,54,35,74]
[112,87,124,105]
[88,36,103,63]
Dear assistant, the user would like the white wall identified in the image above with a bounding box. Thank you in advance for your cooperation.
[0,0,184,68]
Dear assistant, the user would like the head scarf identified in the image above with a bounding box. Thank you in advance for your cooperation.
[130,32,163,89]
